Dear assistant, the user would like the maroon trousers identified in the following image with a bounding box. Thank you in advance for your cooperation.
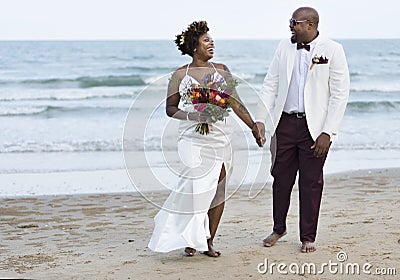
[270,112,327,243]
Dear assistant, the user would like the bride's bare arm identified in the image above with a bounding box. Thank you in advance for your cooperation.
[218,64,255,130]
[166,68,209,122]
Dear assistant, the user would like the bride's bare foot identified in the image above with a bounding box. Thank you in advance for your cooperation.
[204,240,221,257]
[184,247,196,256]
[263,231,287,247]
[301,242,316,253]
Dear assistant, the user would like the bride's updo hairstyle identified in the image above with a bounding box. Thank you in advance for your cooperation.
[175,21,209,57]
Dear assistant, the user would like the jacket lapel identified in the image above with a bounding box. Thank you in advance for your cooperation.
[286,44,296,85]
[306,37,325,82]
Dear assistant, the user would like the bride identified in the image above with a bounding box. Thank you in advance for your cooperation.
[148,21,260,257]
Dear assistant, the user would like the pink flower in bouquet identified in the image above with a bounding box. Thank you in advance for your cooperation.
[194,103,206,112]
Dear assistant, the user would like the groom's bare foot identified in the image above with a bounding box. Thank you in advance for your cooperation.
[301,242,316,253]
[263,231,287,247]
[184,247,196,256]
[204,240,221,257]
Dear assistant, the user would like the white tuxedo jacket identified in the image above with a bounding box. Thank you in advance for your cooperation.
[255,36,350,141]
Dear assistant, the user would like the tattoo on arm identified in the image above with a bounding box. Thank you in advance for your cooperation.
[168,76,180,88]
[238,104,249,115]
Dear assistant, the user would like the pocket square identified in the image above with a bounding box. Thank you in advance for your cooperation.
[311,55,329,69]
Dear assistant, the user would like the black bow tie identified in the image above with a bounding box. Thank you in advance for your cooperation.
[297,43,310,51]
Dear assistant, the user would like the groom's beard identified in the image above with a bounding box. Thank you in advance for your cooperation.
[291,35,297,44]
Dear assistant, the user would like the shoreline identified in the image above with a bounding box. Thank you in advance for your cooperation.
[1,168,399,279]
[1,147,400,198]
[1,166,399,199]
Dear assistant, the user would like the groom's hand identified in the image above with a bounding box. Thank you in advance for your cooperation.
[311,133,331,157]
[252,122,266,147]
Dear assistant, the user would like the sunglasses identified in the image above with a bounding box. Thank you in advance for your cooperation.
[289,19,310,26]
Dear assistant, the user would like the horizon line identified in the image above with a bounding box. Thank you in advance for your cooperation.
[0,37,399,41]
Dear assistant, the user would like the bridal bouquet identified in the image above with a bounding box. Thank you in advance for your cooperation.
[183,73,237,135]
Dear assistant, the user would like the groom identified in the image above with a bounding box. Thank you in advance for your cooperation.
[252,7,350,252]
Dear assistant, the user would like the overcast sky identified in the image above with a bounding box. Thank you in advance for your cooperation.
[1,0,399,40]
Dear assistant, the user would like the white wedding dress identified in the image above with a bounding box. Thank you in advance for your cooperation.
[148,64,234,252]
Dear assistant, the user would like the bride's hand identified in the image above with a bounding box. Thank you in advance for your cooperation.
[188,111,212,123]
[252,122,266,147]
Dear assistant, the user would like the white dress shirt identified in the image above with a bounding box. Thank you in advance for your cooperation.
[283,40,316,113]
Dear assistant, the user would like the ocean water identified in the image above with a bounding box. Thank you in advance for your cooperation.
[1,39,399,195]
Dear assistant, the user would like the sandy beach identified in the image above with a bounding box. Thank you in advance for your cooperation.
[0,168,398,279]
